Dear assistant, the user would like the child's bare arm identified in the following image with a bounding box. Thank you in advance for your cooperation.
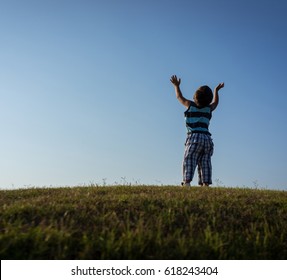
[210,82,224,111]
[170,75,191,108]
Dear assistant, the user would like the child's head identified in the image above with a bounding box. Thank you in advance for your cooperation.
[193,85,213,107]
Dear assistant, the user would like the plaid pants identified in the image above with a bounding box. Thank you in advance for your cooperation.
[183,133,214,185]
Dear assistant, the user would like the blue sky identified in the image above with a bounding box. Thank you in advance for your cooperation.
[0,0,286,189]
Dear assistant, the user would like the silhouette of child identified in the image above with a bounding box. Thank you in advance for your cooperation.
[170,75,224,187]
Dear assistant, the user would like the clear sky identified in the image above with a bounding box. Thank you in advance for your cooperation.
[1,0,287,189]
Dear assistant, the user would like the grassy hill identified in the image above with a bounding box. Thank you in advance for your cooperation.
[0,185,286,259]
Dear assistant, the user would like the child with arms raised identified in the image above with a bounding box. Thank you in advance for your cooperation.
[170,75,224,187]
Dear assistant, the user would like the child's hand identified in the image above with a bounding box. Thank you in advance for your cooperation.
[170,75,181,87]
[215,83,224,92]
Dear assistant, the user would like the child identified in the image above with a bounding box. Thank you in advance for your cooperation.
[170,75,224,187]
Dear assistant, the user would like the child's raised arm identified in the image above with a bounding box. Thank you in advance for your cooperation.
[210,82,224,111]
[170,75,191,108]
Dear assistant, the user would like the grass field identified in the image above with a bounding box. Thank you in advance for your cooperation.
[0,185,287,259]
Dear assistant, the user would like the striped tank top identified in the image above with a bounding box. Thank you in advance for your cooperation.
[184,101,212,135]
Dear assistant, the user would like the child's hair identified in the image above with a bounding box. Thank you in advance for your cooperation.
[193,85,213,107]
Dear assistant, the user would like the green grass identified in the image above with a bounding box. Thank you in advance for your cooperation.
[0,185,287,259]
